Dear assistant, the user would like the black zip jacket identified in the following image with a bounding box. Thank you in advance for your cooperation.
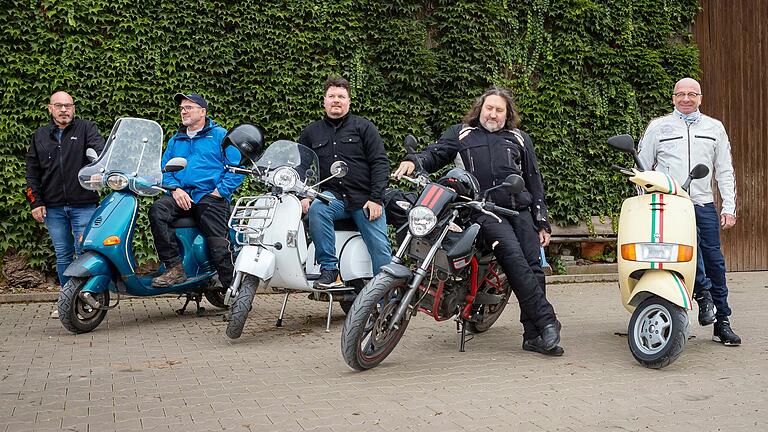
[25,119,105,209]
[299,114,389,210]
[407,124,551,232]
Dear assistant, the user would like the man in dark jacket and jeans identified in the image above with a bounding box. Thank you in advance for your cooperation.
[394,87,563,356]
[25,91,105,306]
[299,76,391,288]
[148,93,244,291]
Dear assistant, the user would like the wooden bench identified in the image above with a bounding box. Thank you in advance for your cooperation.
[549,216,616,243]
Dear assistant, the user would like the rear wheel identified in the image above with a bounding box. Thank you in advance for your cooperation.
[58,277,109,334]
[467,264,511,334]
[628,296,688,368]
[341,273,411,370]
[225,275,259,339]
[204,286,228,309]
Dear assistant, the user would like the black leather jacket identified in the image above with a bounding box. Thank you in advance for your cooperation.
[406,123,551,232]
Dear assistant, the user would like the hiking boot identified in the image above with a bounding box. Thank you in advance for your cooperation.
[713,315,741,346]
[523,336,564,356]
[540,320,562,350]
[694,290,716,326]
[314,268,343,289]
[151,263,187,288]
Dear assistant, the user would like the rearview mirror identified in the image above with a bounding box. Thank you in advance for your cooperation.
[690,163,709,180]
[403,135,418,155]
[503,174,525,194]
[330,160,348,178]
[607,134,636,153]
[163,157,187,173]
[85,148,99,162]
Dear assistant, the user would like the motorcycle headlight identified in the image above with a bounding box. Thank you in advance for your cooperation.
[272,167,299,189]
[106,174,129,191]
[408,205,437,237]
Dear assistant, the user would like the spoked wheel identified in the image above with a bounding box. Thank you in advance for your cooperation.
[341,273,411,370]
[628,296,689,369]
[58,277,110,334]
[225,274,259,339]
[467,264,511,334]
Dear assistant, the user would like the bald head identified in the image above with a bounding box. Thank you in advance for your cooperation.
[672,78,702,114]
[47,91,76,128]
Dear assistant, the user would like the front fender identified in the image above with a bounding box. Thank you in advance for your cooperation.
[234,246,275,280]
[63,251,113,278]
[628,270,692,311]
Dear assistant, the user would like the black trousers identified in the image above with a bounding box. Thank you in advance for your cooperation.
[149,194,234,288]
[475,209,556,340]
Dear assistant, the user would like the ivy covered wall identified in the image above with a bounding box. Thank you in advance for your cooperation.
[0,0,700,270]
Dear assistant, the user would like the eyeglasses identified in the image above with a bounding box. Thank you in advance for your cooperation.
[51,103,75,110]
[673,92,702,98]
[179,105,202,112]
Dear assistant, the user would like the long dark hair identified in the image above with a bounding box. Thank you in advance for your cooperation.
[462,87,520,130]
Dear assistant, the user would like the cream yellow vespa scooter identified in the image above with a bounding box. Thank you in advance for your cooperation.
[608,134,709,369]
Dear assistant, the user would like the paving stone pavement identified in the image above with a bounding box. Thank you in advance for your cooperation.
[1,272,766,432]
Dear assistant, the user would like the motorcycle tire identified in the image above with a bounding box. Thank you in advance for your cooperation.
[341,273,411,371]
[58,277,109,334]
[467,267,511,334]
[225,274,259,339]
[628,295,689,369]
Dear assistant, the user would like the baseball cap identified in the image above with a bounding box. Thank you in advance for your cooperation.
[173,93,208,109]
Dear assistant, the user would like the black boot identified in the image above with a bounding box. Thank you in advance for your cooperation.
[539,320,561,350]
[713,315,741,346]
[523,336,564,356]
[694,290,716,326]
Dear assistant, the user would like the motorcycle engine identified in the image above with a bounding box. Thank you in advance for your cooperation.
[418,275,468,319]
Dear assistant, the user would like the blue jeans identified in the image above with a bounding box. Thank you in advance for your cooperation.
[44,205,97,288]
[308,195,391,275]
[693,202,731,316]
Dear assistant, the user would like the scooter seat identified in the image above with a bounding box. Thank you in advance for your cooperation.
[172,217,198,229]
[334,218,359,232]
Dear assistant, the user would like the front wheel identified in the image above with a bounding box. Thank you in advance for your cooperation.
[225,274,259,339]
[341,273,411,370]
[628,296,689,369]
[58,277,110,334]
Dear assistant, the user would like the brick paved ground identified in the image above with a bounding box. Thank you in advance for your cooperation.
[1,272,766,432]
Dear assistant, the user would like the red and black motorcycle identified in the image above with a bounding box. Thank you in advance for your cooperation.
[340,137,524,370]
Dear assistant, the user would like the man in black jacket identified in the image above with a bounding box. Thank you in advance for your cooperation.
[299,76,391,288]
[394,87,563,355]
[25,91,105,306]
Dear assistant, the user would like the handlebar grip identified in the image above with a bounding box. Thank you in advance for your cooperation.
[485,203,518,218]
[316,194,332,204]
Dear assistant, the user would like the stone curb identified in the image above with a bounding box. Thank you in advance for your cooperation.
[0,274,619,304]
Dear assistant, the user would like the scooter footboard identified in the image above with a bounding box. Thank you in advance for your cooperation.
[628,270,692,311]
[234,246,275,280]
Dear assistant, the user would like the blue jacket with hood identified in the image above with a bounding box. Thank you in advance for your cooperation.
[161,118,244,203]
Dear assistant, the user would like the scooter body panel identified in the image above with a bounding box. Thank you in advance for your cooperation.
[627,269,692,311]
[305,232,374,281]
[264,194,311,289]
[617,192,696,313]
[234,245,276,282]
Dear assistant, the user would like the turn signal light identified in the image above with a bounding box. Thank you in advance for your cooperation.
[621,243,693,262]
[103,236,121,246]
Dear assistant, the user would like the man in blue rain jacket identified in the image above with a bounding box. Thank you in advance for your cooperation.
[149,93,244,291]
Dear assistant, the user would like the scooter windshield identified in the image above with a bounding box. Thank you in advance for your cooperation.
[254,140,319,185]
[78,118,164,196]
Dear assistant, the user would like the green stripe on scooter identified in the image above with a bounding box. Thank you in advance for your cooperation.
[671,272,689,309]
[650,194,658,269]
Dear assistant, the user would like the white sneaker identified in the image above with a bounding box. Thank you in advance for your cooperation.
[50,309,59,319]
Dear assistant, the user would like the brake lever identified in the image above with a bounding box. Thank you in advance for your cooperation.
[466,201,502,223]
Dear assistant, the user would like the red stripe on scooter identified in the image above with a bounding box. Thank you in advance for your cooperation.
[421,185,438,207]
[658,194,664,269]
[425,187,444,209]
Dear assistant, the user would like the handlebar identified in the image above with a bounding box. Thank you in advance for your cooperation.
[483,203,518,218]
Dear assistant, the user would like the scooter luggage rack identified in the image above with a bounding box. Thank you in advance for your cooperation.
[229,195,278,245]
[273,285,356,333]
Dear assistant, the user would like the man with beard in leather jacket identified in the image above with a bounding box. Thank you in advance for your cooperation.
[393,87,563,356]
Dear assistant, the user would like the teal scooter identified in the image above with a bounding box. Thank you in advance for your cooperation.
[58,117,227,334]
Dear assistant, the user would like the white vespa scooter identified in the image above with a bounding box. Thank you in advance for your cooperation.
[223,140,377,339]
[608,134,709,368]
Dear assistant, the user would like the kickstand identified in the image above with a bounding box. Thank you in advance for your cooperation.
[176,293,206,316]
[458,319,472,352]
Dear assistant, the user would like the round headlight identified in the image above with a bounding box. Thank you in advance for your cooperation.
[408,206,437,237]
[272,167,299,189]
[106,174,129,191]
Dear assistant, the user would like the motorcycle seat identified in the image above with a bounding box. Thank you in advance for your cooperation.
[172,217,198,229]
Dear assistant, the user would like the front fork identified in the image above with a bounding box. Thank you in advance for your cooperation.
[388,214,456,330]
[224,271,243,306]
